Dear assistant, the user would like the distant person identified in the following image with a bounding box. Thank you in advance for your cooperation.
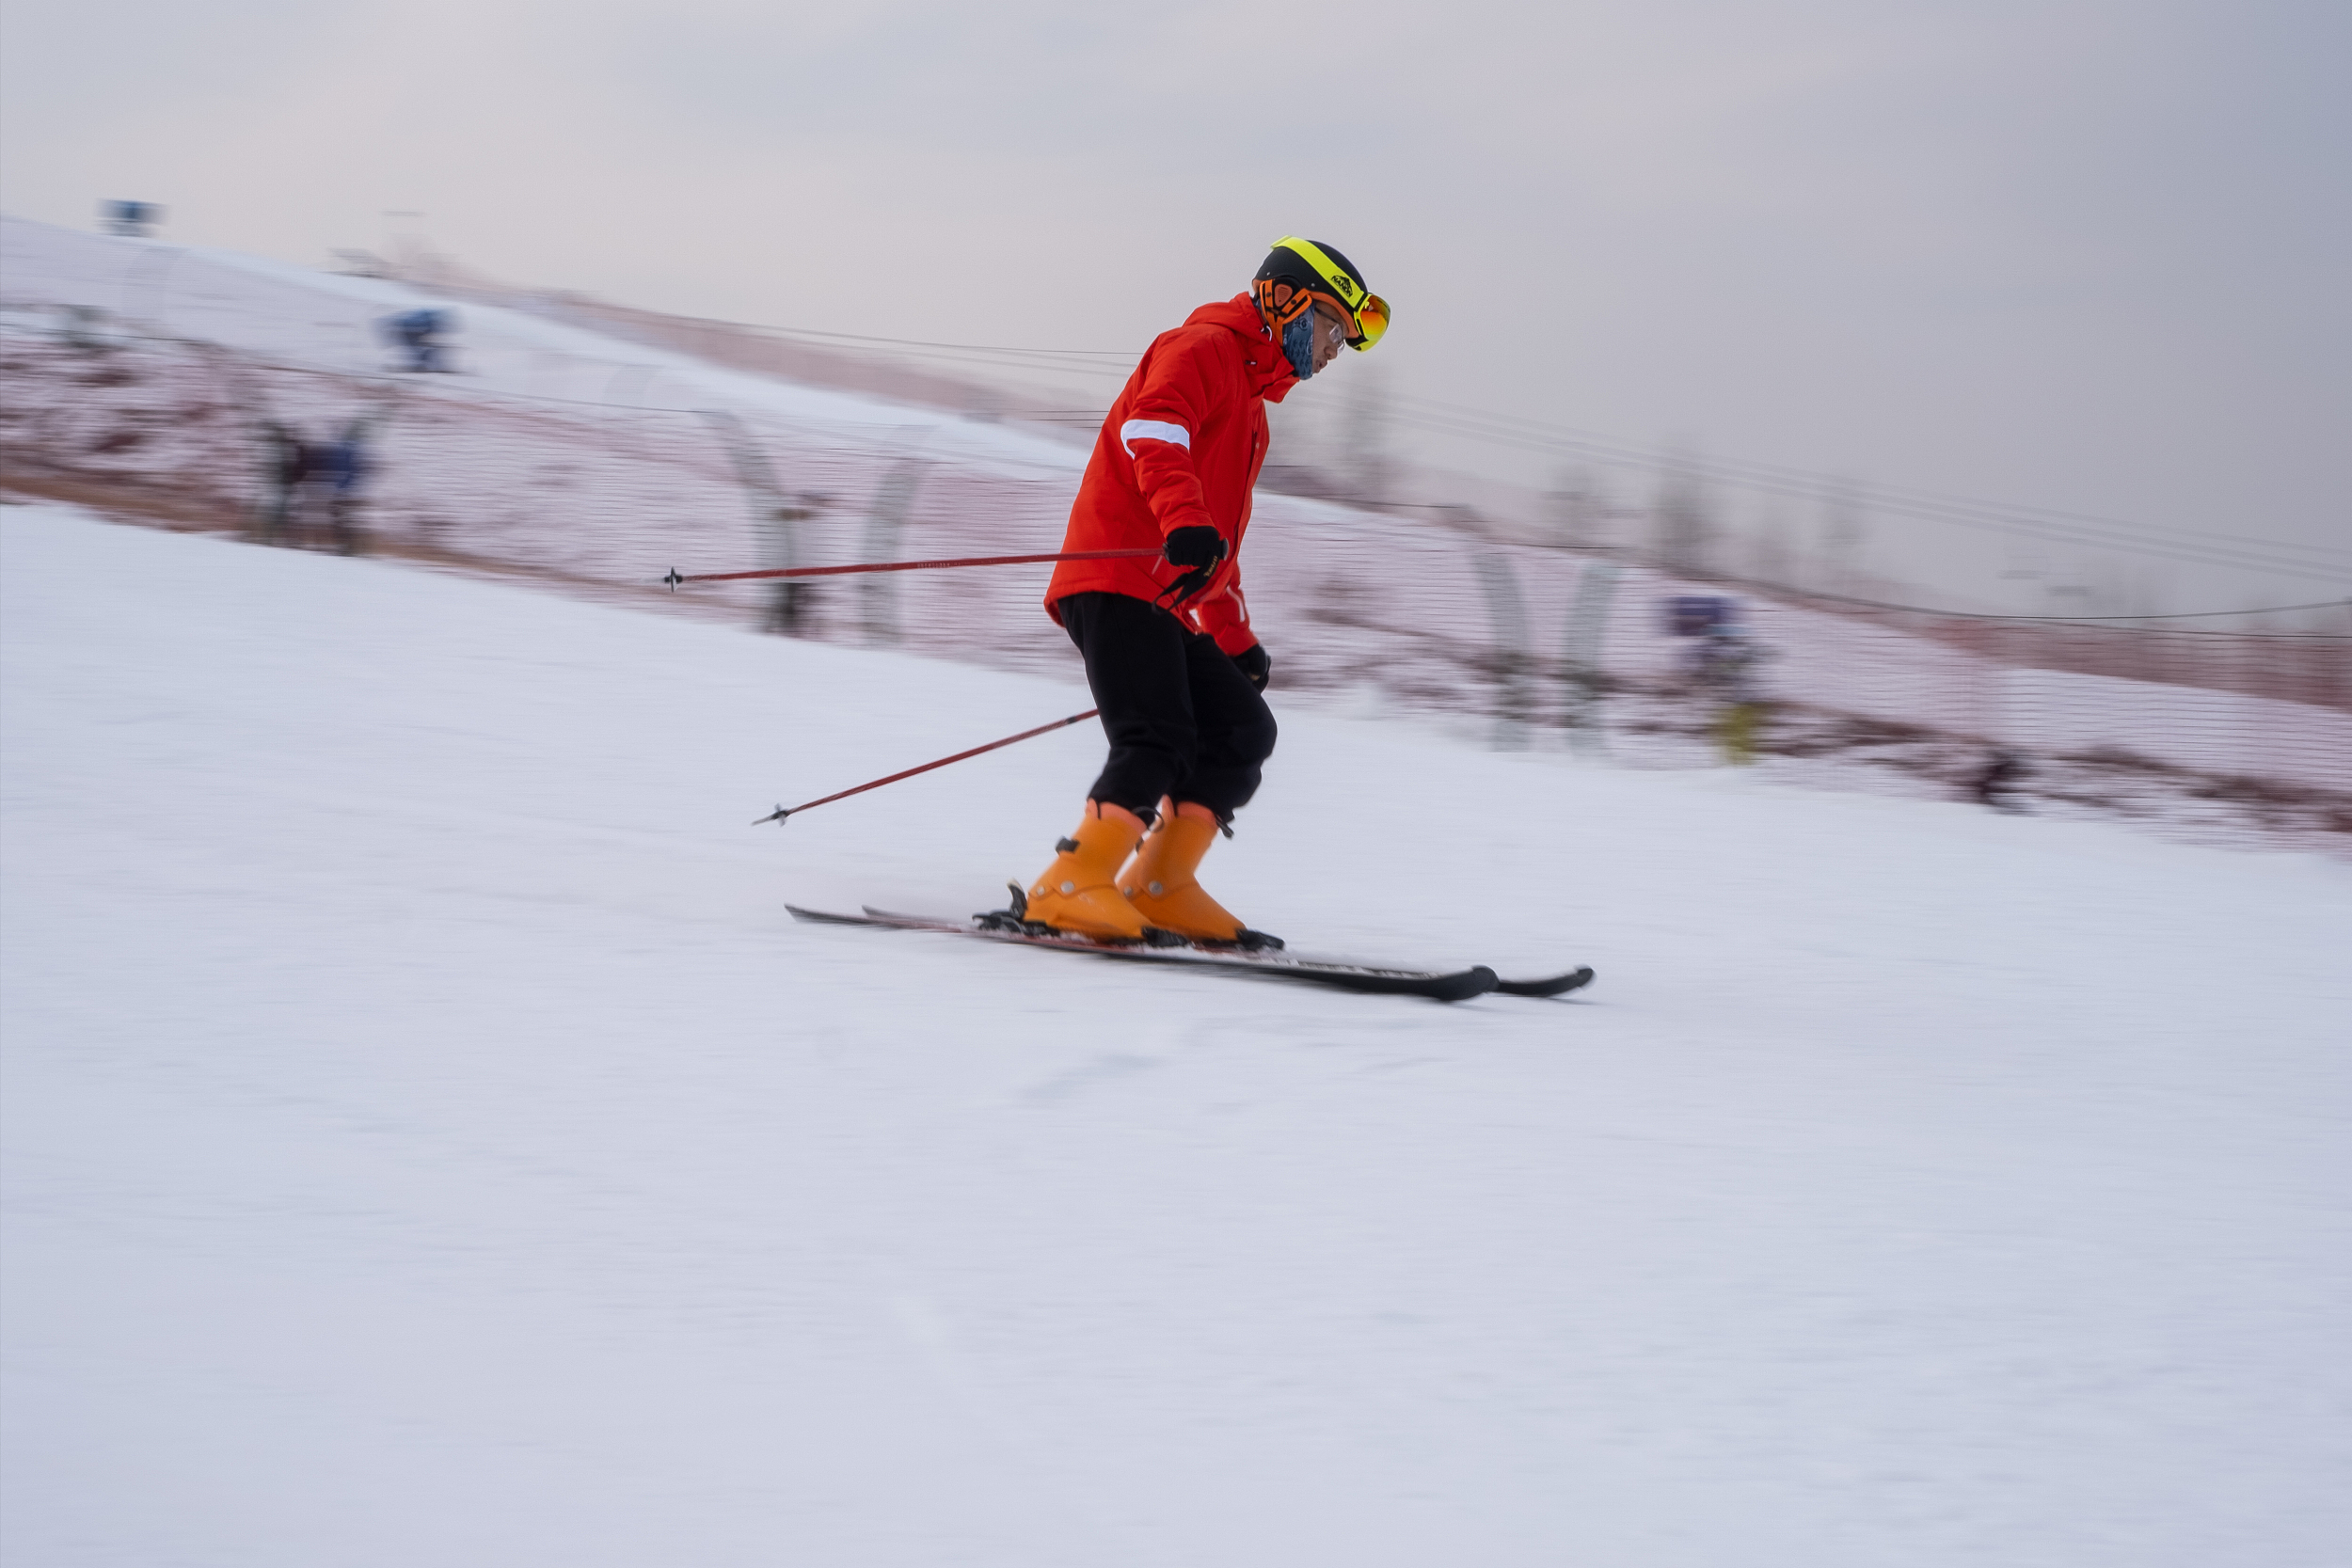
[764,494,829,636]
[318,421,373,555]
[1692,616,1768,765]
[380,309,454,372]
[1973,749,2028,812]
[1016,237,1390,945]
[257,423,312,546]
[101,199,162,238]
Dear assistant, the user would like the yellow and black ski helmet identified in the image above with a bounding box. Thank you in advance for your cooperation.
[1253,237,1390,350]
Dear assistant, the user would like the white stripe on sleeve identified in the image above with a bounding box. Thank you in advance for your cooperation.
[1120,419,1191,456]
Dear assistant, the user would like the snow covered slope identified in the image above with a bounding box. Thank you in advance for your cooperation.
[4,502,2348,1565]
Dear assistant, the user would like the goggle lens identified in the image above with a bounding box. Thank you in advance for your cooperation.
[1348,293,1390,351]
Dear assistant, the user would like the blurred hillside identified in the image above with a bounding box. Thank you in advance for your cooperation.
[4,213,2347,851]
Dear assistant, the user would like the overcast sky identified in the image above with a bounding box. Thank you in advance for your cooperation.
[4,0,2346,594]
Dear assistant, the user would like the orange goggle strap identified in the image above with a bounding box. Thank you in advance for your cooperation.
[1253,278,1386,355]
[1254,277,1322,330]
[1265,236,1390,351]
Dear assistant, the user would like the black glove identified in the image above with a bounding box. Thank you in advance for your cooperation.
[1232,643,1271,692]
[1163,526,1228,568]
[1158,526,1228,606]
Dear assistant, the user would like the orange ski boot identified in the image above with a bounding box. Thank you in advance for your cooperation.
[1120,800,1260,945]
[1022,801,1152,940]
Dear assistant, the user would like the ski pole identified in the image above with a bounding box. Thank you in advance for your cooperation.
[666,547,1160,590]
[755,710,1100,826]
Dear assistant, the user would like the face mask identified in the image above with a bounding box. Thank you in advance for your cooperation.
[1282,311,1318,380]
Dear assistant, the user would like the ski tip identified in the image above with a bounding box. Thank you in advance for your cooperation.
[1493,966,1597,999]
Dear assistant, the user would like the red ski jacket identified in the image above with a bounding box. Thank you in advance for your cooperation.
[1043,294,1297,655]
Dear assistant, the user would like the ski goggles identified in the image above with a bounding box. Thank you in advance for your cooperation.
[1269,235,1391,350]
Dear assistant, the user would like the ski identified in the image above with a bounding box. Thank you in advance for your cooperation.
[788,904,1496,1001]
[786,904,1592,1003]
[860,907,1592,1000]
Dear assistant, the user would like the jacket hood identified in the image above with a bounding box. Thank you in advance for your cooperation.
[1184,293,1299,403]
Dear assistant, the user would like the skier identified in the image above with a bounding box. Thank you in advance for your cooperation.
[380,309,453,372]
[1971,748,2027,812]
[1021,238,1390,942]
[257,423,313,546]
[1692,615,1768,765]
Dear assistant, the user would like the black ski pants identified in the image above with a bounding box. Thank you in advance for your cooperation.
[1057,591,1276,820]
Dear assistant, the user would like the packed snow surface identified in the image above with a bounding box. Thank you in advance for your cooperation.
[4,502,2348,1566]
